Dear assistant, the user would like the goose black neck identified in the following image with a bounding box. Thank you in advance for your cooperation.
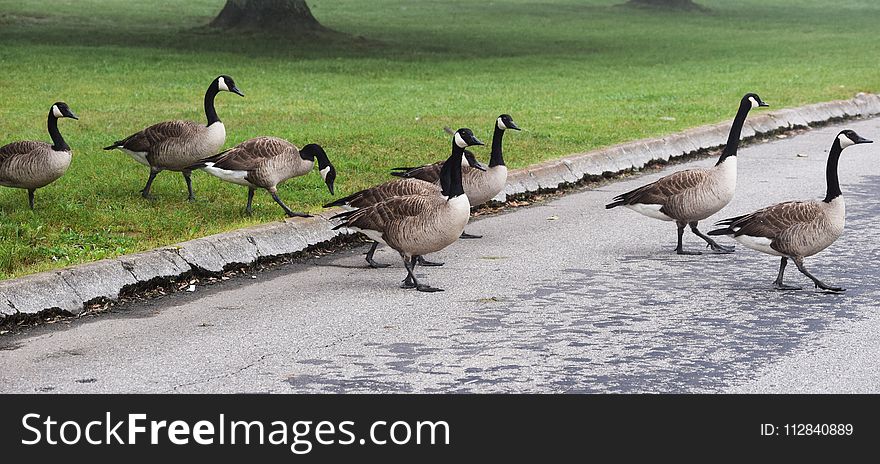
[47,112,69,152]
[716,102,750,166]
[204,84,221,126]
[440,144,466,198]
[823,140,843,202]
[489,125,506,167]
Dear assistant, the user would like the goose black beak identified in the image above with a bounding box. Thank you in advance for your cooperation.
[471,137,485,146]
[473,161,488,171]
[507,121,522,131]
[326,181,335,195]
[855,136,873,144]
[231,86,245,97]
[759,101,770,107]
[67,112,79,120]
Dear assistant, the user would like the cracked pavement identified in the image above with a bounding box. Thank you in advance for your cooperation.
[2,118,880,393]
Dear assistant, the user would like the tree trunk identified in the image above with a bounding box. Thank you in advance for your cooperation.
[626,0,704,10]
[210,0,325,31]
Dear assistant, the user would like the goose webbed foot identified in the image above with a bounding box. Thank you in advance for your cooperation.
[365,243,390,268]
[675,247,703,256]
[773,282,802,291]
[460,231,482,239]
[691,221,734,253]
[400,278,416,289]
[416,284,444,292]
[416,256,444,267]
[141,169,160,200]
[815,282,845,293]
[792,256,845,293]
[140,190,156,201]
[708,243,735,253]
[270,190,312,218]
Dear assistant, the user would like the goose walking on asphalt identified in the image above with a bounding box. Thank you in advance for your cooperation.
[189,138,335,217]
[324,145,487,268]
[331,128,485,292]
[605,93,768,254]
[391,114,521,238]
[708,130,872,292]
[104,75,244,201]
[0,102,78,209]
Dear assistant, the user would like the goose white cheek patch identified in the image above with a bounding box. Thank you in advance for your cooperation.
[838,134,855,148]
[454,132,468,148]
[749,97,759,108]
[52,105,63,118]
[217,76,229,92]
[497,117,507,130]
[320,166,330,180]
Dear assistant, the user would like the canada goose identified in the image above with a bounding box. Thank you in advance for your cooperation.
[324,142,486,268]
[331,128,485,292]
[189,138,335,217]
[104,75,244,200]
[708,130,872,292]
[605,93,768,255]
[0,102,78,209]
[390,114,521,238]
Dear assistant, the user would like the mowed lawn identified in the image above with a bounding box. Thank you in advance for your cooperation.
[0,0,878,279]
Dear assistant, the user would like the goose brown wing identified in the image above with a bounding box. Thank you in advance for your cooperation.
[610,168,710,206]
[391,161,443,182]
[729,201,823,239]
[116,120,202,152]
[209,137,293,171]
[0,141,47,161]
[340,194,437,232]
[325,178,439,209]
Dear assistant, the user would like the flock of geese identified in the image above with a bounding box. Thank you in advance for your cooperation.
[0,76,872,292]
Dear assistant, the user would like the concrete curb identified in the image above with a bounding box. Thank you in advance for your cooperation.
[2,93,879,320]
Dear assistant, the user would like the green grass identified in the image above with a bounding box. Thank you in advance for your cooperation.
[0,0,878,279]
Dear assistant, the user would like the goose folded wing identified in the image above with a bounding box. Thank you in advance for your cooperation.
[620,168,710,205]
[208,137,291,171]
[730,201,823,239]
[393,161,443,182]
[342,194,438,230]
[0,141,44,160]
[345,178,439,208]
[119,120,201,152]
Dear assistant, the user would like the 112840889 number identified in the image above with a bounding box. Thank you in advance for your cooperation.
[784,424,853,436]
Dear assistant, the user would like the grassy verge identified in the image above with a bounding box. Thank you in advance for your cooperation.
[0,0,878,279]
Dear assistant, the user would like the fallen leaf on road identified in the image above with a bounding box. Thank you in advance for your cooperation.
[547,215,559,221]
[796,153,808,157]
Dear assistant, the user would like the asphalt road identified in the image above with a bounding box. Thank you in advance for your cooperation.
[2,119,879,393]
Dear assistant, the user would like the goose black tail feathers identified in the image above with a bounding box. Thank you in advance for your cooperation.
[103,142,123,150]
[707,214,749,236]
[605,193,630,209]
[186,149,231,171]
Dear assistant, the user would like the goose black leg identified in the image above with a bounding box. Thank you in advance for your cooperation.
[182,170,195,201]
[269,189,311,218]
[27,189,35,210]
[416,255,444,266]
[674,221,701,255]
[365,242,390,268]
[460,231,483,239]
[245,187,255,215]
[141,168,161,200]
[400,254,442,292]
[792,256,844,292]
[773,257,802,290]
[689,221,734,253]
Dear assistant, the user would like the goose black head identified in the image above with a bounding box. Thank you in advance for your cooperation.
[301,144,336,195]
[50,102,78,120]
[215,75,244,97]
[453,128,485,149]
[837,130,872,149]
[496,114,521,131]
[463,150,487,171]
[742,93,769,109]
